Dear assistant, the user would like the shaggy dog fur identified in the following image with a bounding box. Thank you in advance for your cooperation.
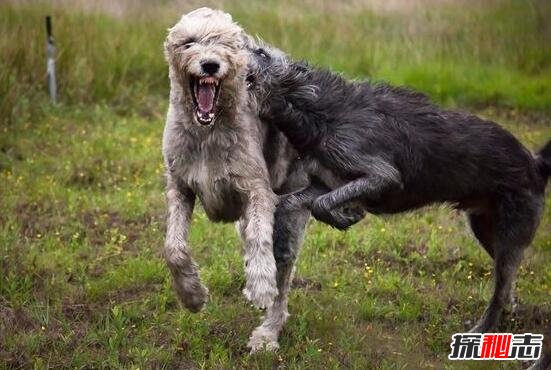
[530,327,551,370]
[247,43,551,359]
[162,8,302,319]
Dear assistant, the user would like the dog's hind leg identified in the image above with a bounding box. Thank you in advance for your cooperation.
[469,194,543,333]
[279,180,331,210]
[247,202,310,352]
[528,355,551,370]
[311,162,401,229]
[470,244,523,333]
[527,327,551,370]
[468,210,523,313]
[467,211,495,259]
[247,180,328,352]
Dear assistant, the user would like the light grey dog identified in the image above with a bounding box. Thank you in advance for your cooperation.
[162,8,310,351]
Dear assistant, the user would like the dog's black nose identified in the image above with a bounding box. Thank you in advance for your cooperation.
[201,61,220,75]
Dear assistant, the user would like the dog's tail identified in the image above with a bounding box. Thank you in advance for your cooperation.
[535,140,551,181]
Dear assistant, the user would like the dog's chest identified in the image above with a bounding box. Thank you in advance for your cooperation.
[192,162,245,222]
[171,134,246,222]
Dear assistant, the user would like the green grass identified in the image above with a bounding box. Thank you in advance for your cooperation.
[1,0,550,369]
[2,0,551,127]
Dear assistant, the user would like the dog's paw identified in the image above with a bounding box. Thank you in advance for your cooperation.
[311,202,361,230]
[329,206,366,230]
[340,205,366,223]
[243,256,278,309]
[173,275,209,313]
[247,326,280,353]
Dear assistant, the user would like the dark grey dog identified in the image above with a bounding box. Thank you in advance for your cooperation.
[247,44,551,361]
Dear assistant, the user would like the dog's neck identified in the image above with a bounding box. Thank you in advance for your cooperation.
[256,63,328,153]
[260,97,325,154]
[262,114,324,155]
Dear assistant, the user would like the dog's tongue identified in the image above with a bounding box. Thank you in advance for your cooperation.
[197,83,215,113]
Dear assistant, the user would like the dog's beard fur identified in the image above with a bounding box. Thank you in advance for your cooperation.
[165,7,249,127]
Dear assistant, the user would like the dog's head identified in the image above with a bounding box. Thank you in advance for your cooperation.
[165,8,249,126]
[245,40,316,117]
[244,39,288,102]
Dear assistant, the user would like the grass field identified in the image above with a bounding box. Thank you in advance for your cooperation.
[1,0,550,369]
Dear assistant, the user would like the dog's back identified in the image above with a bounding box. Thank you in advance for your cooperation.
[256,60,547,209]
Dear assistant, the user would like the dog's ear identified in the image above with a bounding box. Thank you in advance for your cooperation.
[184,7,233,22]
[185,7,214,19]
[163,29,177,63]
[240,33,257,51]
[164,21,180,63]
[163,22,184,63]
[220,10,233,22]
[163,38,171,63]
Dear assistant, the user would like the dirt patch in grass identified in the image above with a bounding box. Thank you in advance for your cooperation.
[66,160,149,190]
[68,164,100,188]
[166,349,199,370]
[0,303,37,368]
[354,322,442,368]
[80,210,160,251]
[292,276,322,291]
[210,319,251,356]
[502,303,551,332]
[144,327,199,369]
[14,200,160,260]
[352,248,491,277]
[0,348,30,370]
[0,304,37,333]
[106,285,161,304]
[15,200,60,238]
[62,303,95,322]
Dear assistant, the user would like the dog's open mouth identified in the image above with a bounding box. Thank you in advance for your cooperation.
[246,73,255,89]
[190,76,221,125]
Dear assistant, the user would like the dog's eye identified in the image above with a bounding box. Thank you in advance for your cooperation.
[177,39,196,50]
[255,48,269,59]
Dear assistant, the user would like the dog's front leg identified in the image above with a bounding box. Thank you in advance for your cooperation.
[164,177,208,312]
[241,186,278,309]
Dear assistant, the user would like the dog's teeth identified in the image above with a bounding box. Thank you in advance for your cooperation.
[198,77,219,85]
[209,113,214,118]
